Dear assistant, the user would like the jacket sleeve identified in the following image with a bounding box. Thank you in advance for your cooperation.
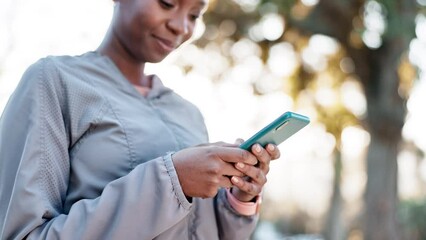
[0,59,192,240]
[214,189,259,240]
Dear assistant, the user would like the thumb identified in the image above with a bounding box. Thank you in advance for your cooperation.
[235,138,244,145]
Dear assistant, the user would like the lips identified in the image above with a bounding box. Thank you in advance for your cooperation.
[152,35,178,52]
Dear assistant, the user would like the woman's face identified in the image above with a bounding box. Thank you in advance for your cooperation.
[112,0,207,63]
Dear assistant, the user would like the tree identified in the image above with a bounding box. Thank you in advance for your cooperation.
[197,0,422,239]
[283,1,417,239]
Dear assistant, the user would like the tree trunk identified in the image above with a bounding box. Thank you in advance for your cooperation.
[323,149,346,240]
[359,40,406,240]
[364,134,401,240]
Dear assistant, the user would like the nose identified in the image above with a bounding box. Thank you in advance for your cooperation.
[167,13,190,35]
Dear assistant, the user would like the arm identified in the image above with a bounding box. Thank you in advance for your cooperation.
[29,154,190,239]
[0,60,191,239]
[216,143,280,240]
[213,189,259,240]
[171,142,279,240]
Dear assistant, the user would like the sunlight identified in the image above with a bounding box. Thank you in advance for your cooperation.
[364,1,386,34]
[415,14,426,42]
[302,48,327,72]
[362,31,382,49]
[267,43,298,77]
[417,0,426,6]
[254,72,284,94]
[264,123,334,218]
[248,24,264,42]
[219,20,237,37]
[341,79,367,117]
[260,13,285,41]
[342,126,371,159]
[341,126,370,203]
[403,77,426,152]
[302,35,339,72]
[342,172,367,203]
[398,150,422,198]
[420,158,426,182]
[409,15,426,71]
[1,2,424,237]
[409,39,426,70]
[192,19,207,41]
[232,0,260,12]
[301,0,319,7]
[309,35,339,56]
[230,38,262,61]
[0,0,112,115]
[362,0,386,49]
[315,87,338,108]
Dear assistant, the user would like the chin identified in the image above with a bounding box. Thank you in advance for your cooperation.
[136,48,172,63]
[146,54,170,63]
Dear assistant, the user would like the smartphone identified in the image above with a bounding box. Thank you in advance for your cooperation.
[239,111,310,151]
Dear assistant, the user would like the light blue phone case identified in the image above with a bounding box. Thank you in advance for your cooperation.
[239,111,310,151]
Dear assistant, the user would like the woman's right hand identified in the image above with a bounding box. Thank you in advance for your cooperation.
[172,142,258,199]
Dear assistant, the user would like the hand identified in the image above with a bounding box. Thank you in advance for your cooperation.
[172,142,258,199]
[230,142,280,202]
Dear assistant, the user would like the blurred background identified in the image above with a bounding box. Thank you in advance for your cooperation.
[1,0,426,239]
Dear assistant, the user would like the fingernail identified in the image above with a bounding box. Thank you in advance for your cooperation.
[268,144,275,151]
[236,162,245,169]
[232,176,240,184]
[254,144,261,153]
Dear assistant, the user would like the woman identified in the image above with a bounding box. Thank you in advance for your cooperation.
[0,0,280,239]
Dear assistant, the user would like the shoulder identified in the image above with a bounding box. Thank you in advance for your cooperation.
[24,51,105,78]
[13,57,59,97]
[14,52,109,108]
[20,53,93,84]
[23,52,109,91]
[41,52,106,80]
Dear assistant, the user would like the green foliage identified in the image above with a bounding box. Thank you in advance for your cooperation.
[377,0,417,40]
[273,211,312,235]
[399,198,426,239]
[202,0,362,140]
[260,0,297,13]
[200,1,422,238]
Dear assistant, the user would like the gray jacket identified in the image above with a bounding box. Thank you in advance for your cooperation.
[0,52,257,240]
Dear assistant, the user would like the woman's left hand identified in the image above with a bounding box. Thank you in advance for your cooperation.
[230,142,280,202]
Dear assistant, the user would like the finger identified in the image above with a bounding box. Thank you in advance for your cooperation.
[230,176,261,196]
[213,147,258,165]
[234,162,267,186]
[251,144,271,173]
[265,144,280,160]
[219,175,234,189]
[220,162,246,177]
[210,141,239,147]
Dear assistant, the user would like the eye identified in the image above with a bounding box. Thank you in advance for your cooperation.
[159,0,174,9]
[189,14,200,22]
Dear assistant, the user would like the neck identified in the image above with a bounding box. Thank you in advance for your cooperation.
[97,27,148,87]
